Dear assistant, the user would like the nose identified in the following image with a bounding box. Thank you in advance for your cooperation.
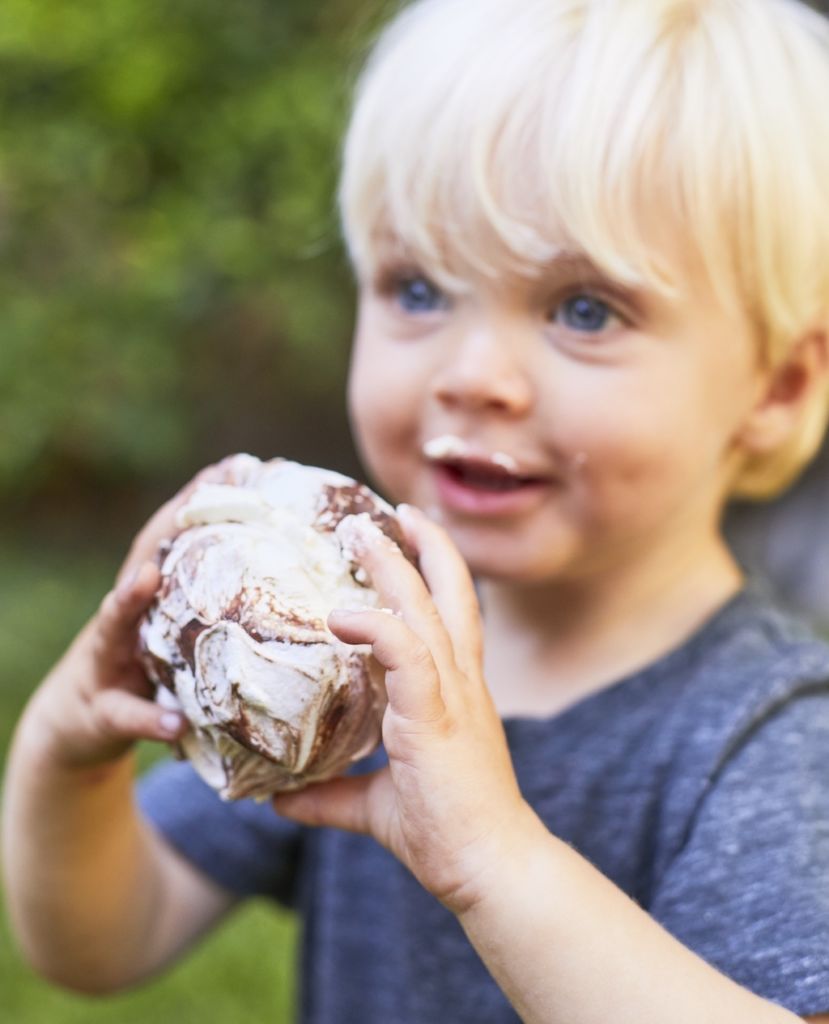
[432,320,534,416]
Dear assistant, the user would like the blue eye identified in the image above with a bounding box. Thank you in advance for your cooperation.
[396,276,447,314]
[556,294,614,333]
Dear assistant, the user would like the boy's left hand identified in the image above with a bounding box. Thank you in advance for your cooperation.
[272,505,538,915]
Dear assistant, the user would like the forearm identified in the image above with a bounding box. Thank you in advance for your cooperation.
[2,700,167,992]
[457,809,798,1024]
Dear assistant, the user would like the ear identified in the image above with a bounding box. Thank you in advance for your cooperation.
[737,330,829,455]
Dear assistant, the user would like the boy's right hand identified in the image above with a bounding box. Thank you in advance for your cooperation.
[4,464,243,993]
[29,461,233,773]
[33,560,185,771]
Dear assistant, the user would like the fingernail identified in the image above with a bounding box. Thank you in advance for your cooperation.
[396,503,419,520]
[328,608,360,626]
[160,711,185,737]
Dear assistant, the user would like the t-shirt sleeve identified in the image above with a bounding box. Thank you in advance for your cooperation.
[136,757,304,905]
[649,690,829,1017]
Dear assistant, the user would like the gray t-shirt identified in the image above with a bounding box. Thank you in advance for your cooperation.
[137,585,829,1020]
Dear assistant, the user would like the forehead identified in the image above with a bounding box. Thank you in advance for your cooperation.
[344,106,702,310]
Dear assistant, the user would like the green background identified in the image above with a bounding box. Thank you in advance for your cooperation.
[0,1,389,1021]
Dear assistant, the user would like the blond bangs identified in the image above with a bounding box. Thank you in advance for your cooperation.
[339,0,829,497]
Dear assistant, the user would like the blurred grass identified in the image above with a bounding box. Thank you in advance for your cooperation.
[0,903,297,1024]
[0,537,298,1023]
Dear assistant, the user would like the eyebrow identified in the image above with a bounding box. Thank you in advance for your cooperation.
[543,250,623,285]
[539,251,648,311]
[364,238,649,313]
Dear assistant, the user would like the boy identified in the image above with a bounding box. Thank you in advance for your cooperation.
[4,0,829,1021]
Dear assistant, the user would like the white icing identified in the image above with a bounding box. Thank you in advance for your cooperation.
[422,435,520,474]
[423,435,469,461]
[138,456,391,800]
[490,451,520,473]
[175,483,271,528]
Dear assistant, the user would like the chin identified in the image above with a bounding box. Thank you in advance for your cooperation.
[473,563,561,586]
[451,538,549,585]
[450,522,584,586]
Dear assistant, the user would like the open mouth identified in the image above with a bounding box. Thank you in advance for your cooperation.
[439,458,543,493]
[422,437,552,514]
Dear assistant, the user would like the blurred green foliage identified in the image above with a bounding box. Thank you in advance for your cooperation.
[0,2,392,1020]
[0,0,389,529]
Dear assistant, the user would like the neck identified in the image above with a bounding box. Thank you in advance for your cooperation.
[478,527,744,718]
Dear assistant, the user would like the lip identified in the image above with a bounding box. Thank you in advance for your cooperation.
[431,462,554,517]
[422,435,548,479]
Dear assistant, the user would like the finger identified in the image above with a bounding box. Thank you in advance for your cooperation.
[337,515,456,674]
[117,491,188,586]
[96,561,161,656]
[117,459,238,585]
[273,770,387,837]
[90,687,187,746]
[397,504,484,678]
[328,608,446,724]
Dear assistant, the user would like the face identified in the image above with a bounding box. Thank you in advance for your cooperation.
[347,240,765,585]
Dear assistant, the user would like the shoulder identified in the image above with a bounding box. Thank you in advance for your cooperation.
[646,593,829,1015]
[649,685,829,1016]
[648,586,829,864]
[661,584,829,748]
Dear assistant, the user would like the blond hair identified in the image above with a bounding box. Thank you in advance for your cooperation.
[339,0,829,498]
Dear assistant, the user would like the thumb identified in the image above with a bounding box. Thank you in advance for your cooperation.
[273,770,387,836]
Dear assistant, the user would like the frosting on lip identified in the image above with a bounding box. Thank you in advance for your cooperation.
[423,434,521,475]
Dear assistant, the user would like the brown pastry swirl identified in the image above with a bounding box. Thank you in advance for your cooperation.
[138,454,409,800]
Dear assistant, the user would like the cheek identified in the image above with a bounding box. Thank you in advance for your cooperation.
[566,386,733,529]
[544,372,668,461]
[346,343,420,496]
[347,344,412,442]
